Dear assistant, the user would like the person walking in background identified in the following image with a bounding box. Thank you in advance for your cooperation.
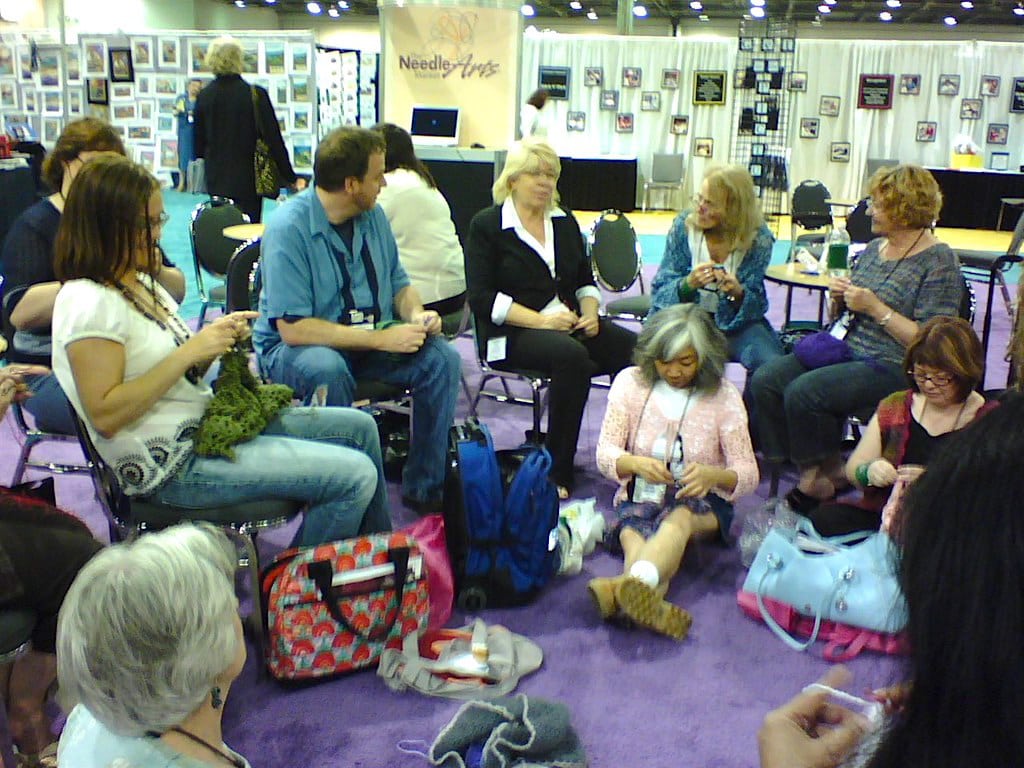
[173,78,202,193]
[194,37,297,223]
[372,123,467,332]
[520,88,552,140]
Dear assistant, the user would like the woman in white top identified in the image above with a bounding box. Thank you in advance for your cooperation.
[57,524,250,768]
[520,88,552,140]
[373,123,466,325]
[50,155,391,548]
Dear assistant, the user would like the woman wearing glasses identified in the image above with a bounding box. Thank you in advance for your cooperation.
[650,165,782,376]
[50,156,391,548]
[751,164,963,513]
[807,317,991,537]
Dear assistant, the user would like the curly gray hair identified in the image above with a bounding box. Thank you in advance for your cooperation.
[57,523,240,736]
[205,36,243,76]
[634,304,728,393]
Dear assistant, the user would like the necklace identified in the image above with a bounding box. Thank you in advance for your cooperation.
[919,395,970,434]
[115,280,203,385]
[884,228,927,261]
[165,726,246,768]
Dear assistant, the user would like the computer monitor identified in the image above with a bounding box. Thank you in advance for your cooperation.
[410,106,460,147]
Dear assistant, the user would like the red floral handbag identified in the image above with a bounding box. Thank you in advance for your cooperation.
[261,531,430,681]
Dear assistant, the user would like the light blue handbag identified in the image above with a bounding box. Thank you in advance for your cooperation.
[740,519,908,652]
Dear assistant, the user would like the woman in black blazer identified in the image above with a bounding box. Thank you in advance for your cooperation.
[466,140,636,496]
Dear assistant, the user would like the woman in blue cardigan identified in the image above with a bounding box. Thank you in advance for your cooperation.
[649,165,781,375]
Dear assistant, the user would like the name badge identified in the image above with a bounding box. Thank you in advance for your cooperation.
[632,477,667,505]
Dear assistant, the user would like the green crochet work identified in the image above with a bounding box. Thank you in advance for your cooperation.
[192,350,294,460]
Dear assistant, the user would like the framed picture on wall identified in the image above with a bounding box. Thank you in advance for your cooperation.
[960,98,982,119]
[987,123,1008,144]
[37,48,61,87]
[751,142,766,156]
[82,38,108,77]
[800,117,820,139]
[131,37,153,70]
[661,69,680,89]
[899,74,921,95]
[780,37,796,53]
[158,37,179,69]
[538,66,570,100]
[937,74,960,96]
[693,71,726,105]
[615,112,634,133]
[735,68,753,90]
[694,137,714,158]
[641,91,661,111]
[761,37,776,52]
[109,48,134,83]
[188,40,211,76]
[0,42,12,76]
[622,67,641,88]
[990,151,1010,171]
[858,74,894,109]
[159,137,178,169]
[749,161,764,180]
[1011,78,1024,113]
[65,49,81,82]
[819,95,840,116]
[567,111,586,132]
[981,75,1000,97]
[600,89,618,110]
[670,114,689,135]
[86,78,109,105]
[1,80,18,109]
[739,37,754,52]
[830,142,851,163]
[584,67,602,87]
[753,122,767,136]
[110,83,134,101]
[789,71,807,92]
[916,121,937,142]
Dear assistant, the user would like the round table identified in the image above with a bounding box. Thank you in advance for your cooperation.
[222,223,265,241]
[765,263,831,325]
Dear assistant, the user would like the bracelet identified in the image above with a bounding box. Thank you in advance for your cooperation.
[878,309,894,328]
[855,462,872,487]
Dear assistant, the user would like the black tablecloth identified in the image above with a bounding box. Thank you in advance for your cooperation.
[929,167,1024,231]
[0,165,39,250]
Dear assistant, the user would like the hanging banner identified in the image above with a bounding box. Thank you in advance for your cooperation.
[380,2,520,147]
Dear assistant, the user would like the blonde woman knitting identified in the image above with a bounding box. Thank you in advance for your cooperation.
[590,304,758,639]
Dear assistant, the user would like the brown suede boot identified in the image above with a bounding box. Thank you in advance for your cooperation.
[616,577,693,641]
[587,575,627,620]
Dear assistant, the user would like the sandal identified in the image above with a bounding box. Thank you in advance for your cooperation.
[557,486,570,500]
[616,578,692,641]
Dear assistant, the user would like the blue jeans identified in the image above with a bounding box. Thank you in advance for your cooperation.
[23,373,76,435]
[150,407,391,547]
[749,353,905,465]
[259,336,460,503]
[726,319,783,374]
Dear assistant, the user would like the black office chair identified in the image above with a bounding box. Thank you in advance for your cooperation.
[845,197,873,245]
[589,210,650,322]
[190,197,249,328]
[70,409,302,667]
[0,609,36,768]
[789,180,833,259]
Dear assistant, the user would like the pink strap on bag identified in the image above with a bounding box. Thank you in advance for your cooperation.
[400,515,454,630]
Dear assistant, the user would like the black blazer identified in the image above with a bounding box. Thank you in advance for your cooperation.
[465,204,596,352]
[194,75,296,208]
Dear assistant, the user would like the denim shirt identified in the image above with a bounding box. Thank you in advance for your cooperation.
[649,212,774,333]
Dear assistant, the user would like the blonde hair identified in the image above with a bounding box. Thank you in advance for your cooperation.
[691,165,763,253]
[867,164,942,229]
[205,36,243,77]
[492,139,561,209]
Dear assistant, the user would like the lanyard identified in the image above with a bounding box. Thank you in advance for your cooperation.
[631,383,694,463]
[330,223,382,322]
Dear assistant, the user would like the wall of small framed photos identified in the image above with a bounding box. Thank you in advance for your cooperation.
[315,46,378,140]
[0,30,316,183]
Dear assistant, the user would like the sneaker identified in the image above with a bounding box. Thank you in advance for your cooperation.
[616,577,692,641]
[555,521,583,576]
[560,499,606,555]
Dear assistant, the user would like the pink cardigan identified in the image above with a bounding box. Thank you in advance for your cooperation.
[596,366,759,507]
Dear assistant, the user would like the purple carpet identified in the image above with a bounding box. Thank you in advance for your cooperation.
[4,271,1011,767]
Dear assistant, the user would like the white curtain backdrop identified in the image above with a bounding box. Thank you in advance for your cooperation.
[523,34,1024,208]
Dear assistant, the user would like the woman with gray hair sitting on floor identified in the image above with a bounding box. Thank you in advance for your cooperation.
[590,304,758,640]
[56,523,250,767]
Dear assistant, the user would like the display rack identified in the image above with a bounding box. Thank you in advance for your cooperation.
[315,45,378,139]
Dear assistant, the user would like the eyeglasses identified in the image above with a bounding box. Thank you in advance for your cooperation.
[909,369,954,387]
[145,212,170,228]
[692,194,721,212]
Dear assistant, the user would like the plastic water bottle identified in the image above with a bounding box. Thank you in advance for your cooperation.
[826,225,851,279]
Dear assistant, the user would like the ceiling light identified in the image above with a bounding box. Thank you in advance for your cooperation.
[750,0,765,7]
[327,5,339,15]
[1015,3,1024,14]
[885,0,900,5]
[698,13,709,20]
[306,1,321,12]
[234,0,245,6]
[339,1,348,7]
[943,14,957,24]
[520,3,535,15]
[569,0,582,8]
[689,0,702,9]
[960,0,973,7]
[750,5,765,17]
[586,7,598,19]
[817,4,830,13]
[265,0,276,3]
[879,10,892,20]
[824,0,836,5]
[632,3,647,16]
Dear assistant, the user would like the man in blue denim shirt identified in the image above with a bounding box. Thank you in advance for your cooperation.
[254,127,460,512]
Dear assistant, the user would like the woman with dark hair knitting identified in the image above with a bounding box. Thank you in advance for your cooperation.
[759,393,1024,768]
[372,123,466,328]
[50,155,390,548]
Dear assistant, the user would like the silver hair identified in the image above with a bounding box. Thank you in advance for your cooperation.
[57,523,240,736]
[634,304,728,393]
[205,36,244,76]
[492,139,561,208]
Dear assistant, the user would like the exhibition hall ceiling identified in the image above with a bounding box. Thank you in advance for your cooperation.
[222,0,1024,27]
